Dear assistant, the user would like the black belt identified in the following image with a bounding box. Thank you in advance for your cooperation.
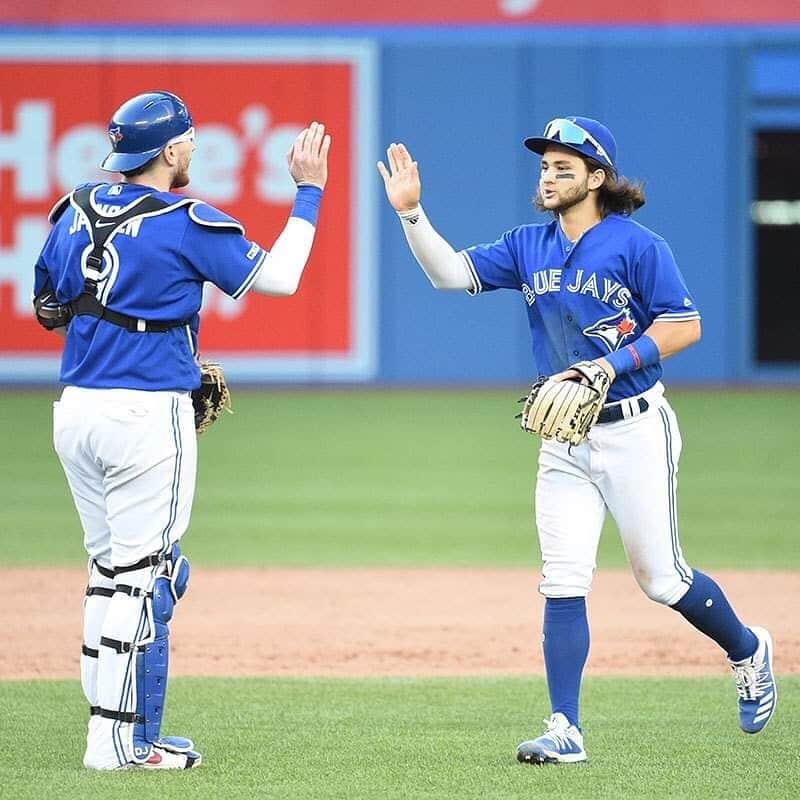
[596,397,649,424]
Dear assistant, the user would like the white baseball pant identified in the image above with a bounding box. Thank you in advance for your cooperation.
[53,386,196,768]
[536,382,693,606]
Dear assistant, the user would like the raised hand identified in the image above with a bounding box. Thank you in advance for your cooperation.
[287,121,331,189]
[377,143,421,213]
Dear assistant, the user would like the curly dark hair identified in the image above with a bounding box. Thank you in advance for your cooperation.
[534,155,646,218]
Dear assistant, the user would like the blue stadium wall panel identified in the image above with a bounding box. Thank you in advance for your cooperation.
[377,39,737,384]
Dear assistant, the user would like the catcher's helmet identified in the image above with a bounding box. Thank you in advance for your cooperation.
[100,91,193,173]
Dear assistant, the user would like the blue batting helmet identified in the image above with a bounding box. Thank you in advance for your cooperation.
[100,90,193,173]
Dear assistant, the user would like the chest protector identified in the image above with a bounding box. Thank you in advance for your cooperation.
[35,186,192,333]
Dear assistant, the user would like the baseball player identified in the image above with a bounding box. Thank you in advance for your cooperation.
[377,117,776,764]
[33,91,331,770]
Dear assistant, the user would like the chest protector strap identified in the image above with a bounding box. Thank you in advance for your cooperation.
[53,187,191,333]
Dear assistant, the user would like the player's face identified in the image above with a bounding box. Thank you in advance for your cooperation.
[538,147,592,213]
[170,140,195,190]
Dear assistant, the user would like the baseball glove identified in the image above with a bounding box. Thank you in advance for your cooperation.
[192,360,232,435]
[517,361,611,446]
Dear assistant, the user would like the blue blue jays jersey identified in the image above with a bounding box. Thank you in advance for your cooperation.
[33,182,267,391]
[462,214,700,402]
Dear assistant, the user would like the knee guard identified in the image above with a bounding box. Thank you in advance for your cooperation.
[131,544,190,760]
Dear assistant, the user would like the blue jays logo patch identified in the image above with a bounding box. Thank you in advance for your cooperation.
[583,308,637,352]
[108,127,123,145]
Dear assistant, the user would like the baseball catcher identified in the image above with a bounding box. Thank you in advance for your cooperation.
[517,361,611,445]
[33,90,331,770]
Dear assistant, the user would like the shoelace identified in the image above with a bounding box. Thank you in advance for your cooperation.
[731,660,771,701]
[541,718,575,749]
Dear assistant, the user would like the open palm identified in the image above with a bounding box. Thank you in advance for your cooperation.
[377,142,421,213]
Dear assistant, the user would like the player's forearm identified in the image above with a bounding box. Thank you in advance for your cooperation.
[596,319,701,382]
[250,186,321,297]
[644,319,702,359]
[397,205,473,290]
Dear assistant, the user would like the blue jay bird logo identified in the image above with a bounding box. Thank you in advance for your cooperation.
[583,308,637,352]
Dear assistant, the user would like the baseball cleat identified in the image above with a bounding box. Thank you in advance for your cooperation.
[124,738,202,769]
[516,712,587,764]
[729,626,777,734]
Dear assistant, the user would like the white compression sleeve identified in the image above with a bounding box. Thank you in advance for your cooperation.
[397,205,476,291]
[250,216,316,297]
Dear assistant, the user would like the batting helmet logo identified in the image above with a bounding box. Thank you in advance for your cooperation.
[108,127,123,145]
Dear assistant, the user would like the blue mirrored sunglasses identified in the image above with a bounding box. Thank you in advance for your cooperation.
[543,119,612,166]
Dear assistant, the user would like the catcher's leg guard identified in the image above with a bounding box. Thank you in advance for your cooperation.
[132,545,189,758]
[85,545,191,770]
[82,559,116,712]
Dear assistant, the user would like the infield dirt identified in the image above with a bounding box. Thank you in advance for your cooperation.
[3,568,797,680]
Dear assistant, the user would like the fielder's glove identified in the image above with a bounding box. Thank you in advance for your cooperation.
[192,360,232,435]
[517,361,611,446]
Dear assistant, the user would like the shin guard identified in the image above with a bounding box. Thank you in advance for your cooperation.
[82,559,116,711]
[88,545,190,769]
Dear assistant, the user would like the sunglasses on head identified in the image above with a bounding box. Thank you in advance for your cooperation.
[543,119,612,166]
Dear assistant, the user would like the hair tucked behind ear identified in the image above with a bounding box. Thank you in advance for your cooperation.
[586,156,646,217]
[533,155,647,217]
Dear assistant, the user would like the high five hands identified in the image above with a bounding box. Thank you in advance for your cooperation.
[288,121,331,190]
[377,143,421,213]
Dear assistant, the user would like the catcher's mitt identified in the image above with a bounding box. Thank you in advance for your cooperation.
[191,360,232,435]
[517,361,611,446]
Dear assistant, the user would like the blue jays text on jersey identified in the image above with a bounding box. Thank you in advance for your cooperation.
[34,182,267,391]
[460,213,700,402]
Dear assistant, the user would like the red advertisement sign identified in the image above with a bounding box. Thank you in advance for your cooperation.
[0,39,377,381]
[2,0,799,24]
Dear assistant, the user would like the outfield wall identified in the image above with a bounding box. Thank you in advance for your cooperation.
[0,25,798,385]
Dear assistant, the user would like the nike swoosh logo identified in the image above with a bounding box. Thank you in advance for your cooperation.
[95,221,115,228]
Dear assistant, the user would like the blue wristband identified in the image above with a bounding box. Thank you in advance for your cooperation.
[605,334,660,376]
[291,184,323,226]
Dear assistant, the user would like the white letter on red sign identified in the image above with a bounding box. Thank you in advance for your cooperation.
[0,101,52,200]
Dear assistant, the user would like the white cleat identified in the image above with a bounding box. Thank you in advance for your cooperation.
[729,626,777,734]
[516,712,587,765]
[123,737,202,769]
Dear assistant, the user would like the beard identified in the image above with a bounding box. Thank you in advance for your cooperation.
[170,156,191,189]
[171,168,190,190]
[534,180,591,214]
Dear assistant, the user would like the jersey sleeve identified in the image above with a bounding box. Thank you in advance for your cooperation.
[461,229,523,294]
[180,207,267,299]
[632,239,701,322]
[32,227,61,299]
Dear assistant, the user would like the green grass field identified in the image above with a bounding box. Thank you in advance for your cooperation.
[1,676,798,800]
[1,389,797,798]
[1,389,797,567]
